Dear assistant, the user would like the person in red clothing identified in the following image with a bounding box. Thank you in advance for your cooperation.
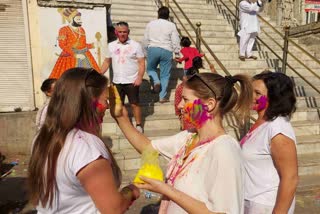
[175,37,204,75]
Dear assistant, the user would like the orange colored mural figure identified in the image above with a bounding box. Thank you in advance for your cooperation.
[49,8,100,79]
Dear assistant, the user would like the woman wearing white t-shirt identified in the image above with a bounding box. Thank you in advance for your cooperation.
[28,68,140,213]
[241,71,298,214]
[113,72,254,213]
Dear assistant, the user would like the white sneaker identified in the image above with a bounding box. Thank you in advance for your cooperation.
[136,125,144,133]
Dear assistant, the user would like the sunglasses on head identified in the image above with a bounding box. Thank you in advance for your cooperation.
[187,73,217,99]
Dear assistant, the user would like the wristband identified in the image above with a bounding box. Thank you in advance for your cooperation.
[122,186,137,202]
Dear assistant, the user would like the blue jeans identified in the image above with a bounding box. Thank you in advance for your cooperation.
[147,47,172,100]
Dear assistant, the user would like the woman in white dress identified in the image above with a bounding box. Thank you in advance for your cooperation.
[112,72,253,214]
[241,71,298,214]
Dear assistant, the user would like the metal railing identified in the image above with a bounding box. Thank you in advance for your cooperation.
[170,0,232,76]
[215,0,320,94]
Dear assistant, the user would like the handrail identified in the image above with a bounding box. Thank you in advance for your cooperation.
[227,0,320,66]
[170,11,212,66]
[215,0,320,94]
[260,27,320,80]
[170,0,231,76]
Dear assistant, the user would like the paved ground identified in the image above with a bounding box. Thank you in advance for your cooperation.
[1,154,320,213]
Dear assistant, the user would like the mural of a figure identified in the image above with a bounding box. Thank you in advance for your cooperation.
[49,8,100,79]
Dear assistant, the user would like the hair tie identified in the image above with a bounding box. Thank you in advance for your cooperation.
[225,75,237,86]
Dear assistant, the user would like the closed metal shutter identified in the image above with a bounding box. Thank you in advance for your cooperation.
[0,0,34,112]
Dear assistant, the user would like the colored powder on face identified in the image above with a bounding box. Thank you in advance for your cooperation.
[183,99,212,129]
[92,100,105,123]
[252,95,268,111]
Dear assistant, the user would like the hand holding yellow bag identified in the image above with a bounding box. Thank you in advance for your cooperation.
[108,84,123,117]
[133,147,164,184]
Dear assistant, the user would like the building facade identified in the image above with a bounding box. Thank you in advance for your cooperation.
[265,0,320,25]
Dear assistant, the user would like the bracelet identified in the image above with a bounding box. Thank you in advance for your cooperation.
[122,186,136,202]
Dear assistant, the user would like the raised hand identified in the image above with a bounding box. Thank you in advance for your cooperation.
[108,84,123,117]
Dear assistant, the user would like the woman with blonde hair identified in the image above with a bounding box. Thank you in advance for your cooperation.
[112,72,253,213]
[28,68,139,213]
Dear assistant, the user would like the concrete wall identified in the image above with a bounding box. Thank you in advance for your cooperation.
[265,0,306,26]
[0,112,37,156]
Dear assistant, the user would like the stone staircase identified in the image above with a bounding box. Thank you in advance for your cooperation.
[104,0,320,195]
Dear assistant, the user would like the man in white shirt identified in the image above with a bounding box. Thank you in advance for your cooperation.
[238,0,265,61]
[101,21,145,133]
[143,6,180,103]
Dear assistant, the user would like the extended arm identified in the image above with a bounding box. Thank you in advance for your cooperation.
[137,177,224,214]
[271,134,298,214]
[101,58,111,74]
[176,56,189,63]
[171,25,181,55]
[239,0,264,13]
[115,109,151,153]
[133,57,145,86]
[142,24,150,52]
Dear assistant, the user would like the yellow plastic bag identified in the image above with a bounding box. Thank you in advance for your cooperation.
[133,147,164,184]
[108,84,122,117]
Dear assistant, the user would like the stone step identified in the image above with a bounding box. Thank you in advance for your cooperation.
[204,56,320,70]
[297,135,320,155]
[293,86,320,97]
[250,108,320,122]
[292,120,320,136]
[111,3,159,11]
[296,173,320,194]
[206,43,312,53]
[112,8,225,20]
[106,128,180,153]
[170,1,220,9]
[111,0,160,6]
[102,113,181,134]
[298,152,320,176]
[203,50,317,61]
[109,27,226,40]
[113,15,228,25]
[295,96,320,108]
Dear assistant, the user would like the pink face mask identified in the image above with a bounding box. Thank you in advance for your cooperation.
[183,99,213,129]
[252,95,268,111]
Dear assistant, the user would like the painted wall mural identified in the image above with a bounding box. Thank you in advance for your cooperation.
[39,7,107,79]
